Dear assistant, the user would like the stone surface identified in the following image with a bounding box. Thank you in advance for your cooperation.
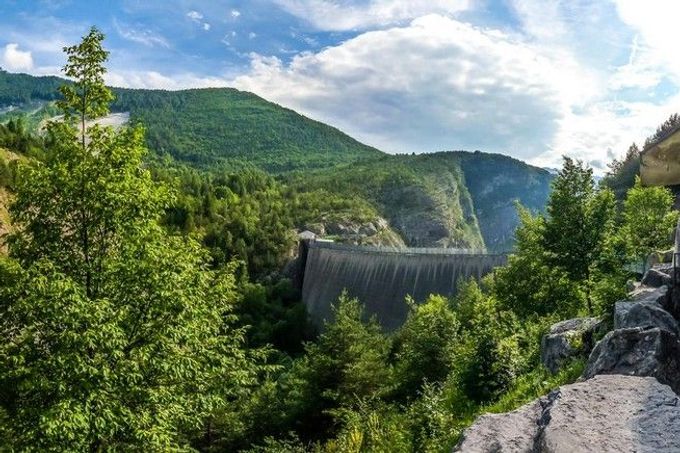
[456,375,680,453]
[647,249,674,267]
[538,375,680,452]
[583,327,680,393]
[453,399,543,452]
[642,268,672,288]
[629,285,668,304]
[614,300,679,336]
[540,317,603,374]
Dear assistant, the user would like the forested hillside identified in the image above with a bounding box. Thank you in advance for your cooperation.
[0,70,384,172]
[0,68,552,252]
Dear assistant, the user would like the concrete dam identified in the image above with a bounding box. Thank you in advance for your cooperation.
[300,241,507,330]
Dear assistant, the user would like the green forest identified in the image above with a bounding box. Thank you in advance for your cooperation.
[0,29,678,452]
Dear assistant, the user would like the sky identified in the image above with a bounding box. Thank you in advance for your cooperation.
[1,0,679,172]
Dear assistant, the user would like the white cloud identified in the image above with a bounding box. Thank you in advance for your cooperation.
[187,10,211,31]
[274,0,470,30]
[114,20,170,48]
[187,10,204,21]
[231,9,241,18]
[1,43,33,71]
[233,14,590,159]
[106,70,230,90]
[614,0,680,83]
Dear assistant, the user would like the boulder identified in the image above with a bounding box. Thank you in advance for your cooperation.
[456,375,680,453]
[303,223,325,236]
[641,268,672,288]
[583,327,680,393]
[540,317,603,374]
[358,222,378,236]
[614,300,679,336]
[537,375,680,452]
[629,284,668,304]
[453,399,544,452]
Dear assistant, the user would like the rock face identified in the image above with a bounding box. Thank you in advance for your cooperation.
[302,217,405,248]
[614,300,679,336]
[460,267,680,452]
[453,399,543,452]
[642,268,673,288]
[582,279,680,394]
[540,317,603,374]
[582,327,680,393]
[455,375,680,452]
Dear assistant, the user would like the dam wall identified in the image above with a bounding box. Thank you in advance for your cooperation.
[301,241,507,330]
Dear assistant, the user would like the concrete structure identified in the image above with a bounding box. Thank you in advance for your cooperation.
[300,240,506,330]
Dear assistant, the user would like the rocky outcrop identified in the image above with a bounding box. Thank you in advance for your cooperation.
[453,399,543,452]
[455,375,680,452]
[540,318,603,374]
[301,217,405,248]
[614,300,679,336]
[582,275,680,393]
[582,327,680,393]
[463,273,680,452]
[642,267,673,288]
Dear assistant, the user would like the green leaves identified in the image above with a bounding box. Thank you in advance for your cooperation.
[618,177,678,271]
[0,28,261,451]
[57,27,114,124]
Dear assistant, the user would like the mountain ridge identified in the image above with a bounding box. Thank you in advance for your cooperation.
[0,69,553,251]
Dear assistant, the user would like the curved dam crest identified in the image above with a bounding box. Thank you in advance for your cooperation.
[300,241,507,330]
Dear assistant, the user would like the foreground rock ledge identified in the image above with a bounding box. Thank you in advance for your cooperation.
[454,375,680,453]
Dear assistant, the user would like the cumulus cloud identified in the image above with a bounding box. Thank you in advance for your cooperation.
[274,0,469,31]
[233,14,590,158]
[1,43,33,71]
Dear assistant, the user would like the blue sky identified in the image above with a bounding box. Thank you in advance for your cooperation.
[1,0,679,172]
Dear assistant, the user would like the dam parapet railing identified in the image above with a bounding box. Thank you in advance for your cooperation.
[306,239,502,257]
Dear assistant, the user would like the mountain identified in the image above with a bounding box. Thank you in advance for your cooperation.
[289,151,552,252]
[0,69,553,252]
[0,69,383,173]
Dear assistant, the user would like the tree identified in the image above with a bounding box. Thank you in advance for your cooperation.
[0,28,259,450]
[541,157,617,314]
[392,295,460,401]
[493,205,582,318]
[644,113,680,148]
[600,143,641,202]
[449,281,521,404]
[618,177,678,272]
[280,294,392,441]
